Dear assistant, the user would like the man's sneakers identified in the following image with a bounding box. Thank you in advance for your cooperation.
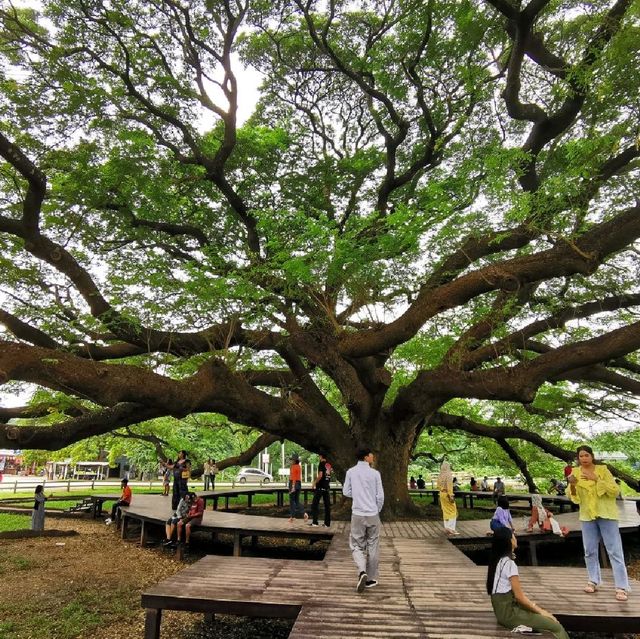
[104,518,112,526]
[356,571,367,593]
[162,539,175,547]
[365,579,378,588]
[309,522,319,527]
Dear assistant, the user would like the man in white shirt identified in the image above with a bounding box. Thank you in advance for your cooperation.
[342,448,384,592]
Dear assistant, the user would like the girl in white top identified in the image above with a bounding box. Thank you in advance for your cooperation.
[486,527,569,639]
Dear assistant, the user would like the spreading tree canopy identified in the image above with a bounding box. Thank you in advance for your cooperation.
[1,0,639,513]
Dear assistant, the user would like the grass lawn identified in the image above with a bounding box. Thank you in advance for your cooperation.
[0,514,31,533]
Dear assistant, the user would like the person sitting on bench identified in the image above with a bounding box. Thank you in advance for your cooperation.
[177,491,204,548]
[106,478,132,525]
[163,493,192,547]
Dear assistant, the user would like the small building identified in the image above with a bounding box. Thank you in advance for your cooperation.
[0,449,23,476]
[72,461,110,480]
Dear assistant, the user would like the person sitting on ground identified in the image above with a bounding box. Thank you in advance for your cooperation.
[527,494,568,537]
[164,492,192,547]
[416,474,426,490]
[548,478,566,496]
[490,496,515,533]
[487,527,569,639]
[106,478,132,525]
[480,476,490,491]
[409,476,417,489]
[470,477,480,492]
[493,476,505,502]
[177,491,205,548]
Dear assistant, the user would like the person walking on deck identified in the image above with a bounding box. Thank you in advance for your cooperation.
[437,461,459,536]
[308,452,332,527]
[343,447,384,592]
[288,453,305,522]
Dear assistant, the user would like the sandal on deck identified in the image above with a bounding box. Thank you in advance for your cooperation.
[615,589,628,602]
[584,582,598,593]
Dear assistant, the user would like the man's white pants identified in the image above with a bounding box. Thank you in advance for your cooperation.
[349,514,381,579]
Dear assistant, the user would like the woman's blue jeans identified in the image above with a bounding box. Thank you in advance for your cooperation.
[581,518,629,590]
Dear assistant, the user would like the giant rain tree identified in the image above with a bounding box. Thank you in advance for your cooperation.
[1,0,639,514]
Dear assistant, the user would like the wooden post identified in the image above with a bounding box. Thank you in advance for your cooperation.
[140,520,148,547]
[233,532,242,557]
[144,608,162,639]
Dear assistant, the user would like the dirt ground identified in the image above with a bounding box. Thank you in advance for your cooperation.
[1,509,639,639]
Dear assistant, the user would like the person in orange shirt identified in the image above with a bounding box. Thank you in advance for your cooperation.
[107,478,132,525]
[288,453,307,523]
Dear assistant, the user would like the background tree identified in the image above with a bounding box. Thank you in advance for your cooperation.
[1,0,639,515]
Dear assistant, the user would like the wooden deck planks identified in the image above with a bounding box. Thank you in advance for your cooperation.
[136,493,640,638]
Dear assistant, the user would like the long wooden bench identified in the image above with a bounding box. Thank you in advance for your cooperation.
[118,494,339,556]
[199,486,343,511]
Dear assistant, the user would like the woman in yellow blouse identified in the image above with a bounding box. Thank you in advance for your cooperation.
[437,461,459,536]
[567,445,629,601]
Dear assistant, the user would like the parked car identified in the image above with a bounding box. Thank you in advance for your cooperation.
[235,467,273,484]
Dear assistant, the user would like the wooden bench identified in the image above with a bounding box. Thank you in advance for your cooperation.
[119,494,338,556]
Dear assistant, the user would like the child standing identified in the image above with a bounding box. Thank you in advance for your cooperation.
[487,527,569,638]
[490,496,515,533]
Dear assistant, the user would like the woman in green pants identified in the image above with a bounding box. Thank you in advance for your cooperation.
[486,527,569,638]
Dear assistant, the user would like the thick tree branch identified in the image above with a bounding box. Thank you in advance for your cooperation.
[215,432,279,472]
[431,411,639,490]
[0,403,162,450]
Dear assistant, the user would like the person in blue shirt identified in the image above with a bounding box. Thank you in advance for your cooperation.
[343,448,384,592]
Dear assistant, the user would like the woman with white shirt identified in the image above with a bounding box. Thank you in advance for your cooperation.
[486,527,569,638]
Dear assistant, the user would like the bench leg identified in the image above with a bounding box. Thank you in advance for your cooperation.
[144,608,162,639]
[233,532,242,557]
[529,541,538,566]
[140,520,147,547]
[251,535,258,547]
[121,514,128,539]
[248,495,252,508]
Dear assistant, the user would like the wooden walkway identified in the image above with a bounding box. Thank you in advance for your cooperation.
[131,493,640,637]
[142,530,640,638]
[118,494,640,563]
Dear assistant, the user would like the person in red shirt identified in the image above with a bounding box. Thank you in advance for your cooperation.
[288,453,306,523]
[177,491,204,547]
[107,478,132,524]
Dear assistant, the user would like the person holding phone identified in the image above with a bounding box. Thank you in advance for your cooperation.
[567,445,630,602]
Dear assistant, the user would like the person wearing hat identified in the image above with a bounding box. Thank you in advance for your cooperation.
[288,452,306,523]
